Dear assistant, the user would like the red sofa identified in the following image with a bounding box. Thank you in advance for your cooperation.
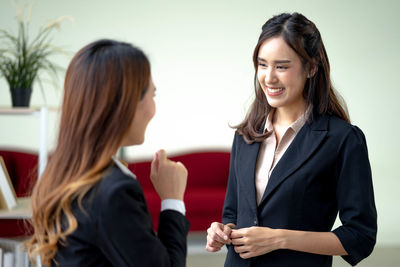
[129,151,230,231]
[0,149,230,236]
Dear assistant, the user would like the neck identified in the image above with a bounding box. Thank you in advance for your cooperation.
[274,102,307,126]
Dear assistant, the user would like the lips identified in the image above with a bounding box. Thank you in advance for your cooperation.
[266,86,285,96]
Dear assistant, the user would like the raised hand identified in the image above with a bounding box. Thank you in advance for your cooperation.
[150,149,188,200]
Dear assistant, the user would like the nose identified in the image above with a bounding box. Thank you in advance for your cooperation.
[264,68,277,84]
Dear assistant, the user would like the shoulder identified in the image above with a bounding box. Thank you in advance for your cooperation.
[319,115,368,149]
[329,115,365,136]
[100,165,138,188]
[84,164,144,213]
[232,131,260,147]
[90,165,149,226]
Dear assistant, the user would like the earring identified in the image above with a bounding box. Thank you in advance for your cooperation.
[307,73,312,78]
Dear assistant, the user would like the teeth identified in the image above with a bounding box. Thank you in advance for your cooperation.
[267,87,283,93]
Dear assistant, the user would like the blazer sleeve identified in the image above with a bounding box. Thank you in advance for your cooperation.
[222,133,239,225]
[96,176,189,267]
[332,126,377,266]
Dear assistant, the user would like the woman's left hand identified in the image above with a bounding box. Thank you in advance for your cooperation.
[230,227,284,259]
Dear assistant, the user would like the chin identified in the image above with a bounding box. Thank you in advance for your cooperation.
[266,101,281,109]
[122,137,145,147]
[135,136,145,145]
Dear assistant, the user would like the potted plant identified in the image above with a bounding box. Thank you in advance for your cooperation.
[0,4,71,107]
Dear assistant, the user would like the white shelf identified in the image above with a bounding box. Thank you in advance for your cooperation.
[0,197,31,219]
[0,107,58,114]
[0,108,52,267]
[0,107,58,178]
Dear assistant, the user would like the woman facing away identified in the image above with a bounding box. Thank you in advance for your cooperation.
[206,12,377,267]
[26,39,190,267]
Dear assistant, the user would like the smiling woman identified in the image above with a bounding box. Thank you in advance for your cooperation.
[206,12,377,267]
[256,37,309,128]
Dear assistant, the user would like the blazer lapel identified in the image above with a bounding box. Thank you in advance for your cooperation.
[237,139,260,215]
[259,115,329,206]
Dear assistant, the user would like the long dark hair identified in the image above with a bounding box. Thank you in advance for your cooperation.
[236,12,349,143]
[26,39,150,265]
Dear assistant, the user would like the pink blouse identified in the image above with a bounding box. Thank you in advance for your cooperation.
[255,109,310,205]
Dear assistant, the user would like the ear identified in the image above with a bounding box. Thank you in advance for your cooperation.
[307,61,318,78]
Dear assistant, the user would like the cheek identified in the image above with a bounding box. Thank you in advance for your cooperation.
[282,72,304,89]
[257,71,264,86]
[293,77,307,93]
[147,99,156,120]
[287,68,307,85]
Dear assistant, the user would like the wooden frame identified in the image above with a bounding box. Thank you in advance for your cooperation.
[0,156,17,210]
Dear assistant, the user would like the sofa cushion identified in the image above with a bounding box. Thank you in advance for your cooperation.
[129,151,230,188]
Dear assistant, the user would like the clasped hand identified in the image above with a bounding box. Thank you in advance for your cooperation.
[206,223,283,259]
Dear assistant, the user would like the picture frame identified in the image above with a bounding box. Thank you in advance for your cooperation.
[0,156,17,210]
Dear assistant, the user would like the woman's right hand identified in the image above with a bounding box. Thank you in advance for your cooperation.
[206,222,236,252]
[150,149,188,201]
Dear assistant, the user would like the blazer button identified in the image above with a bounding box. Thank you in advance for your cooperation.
[254,219,258,225]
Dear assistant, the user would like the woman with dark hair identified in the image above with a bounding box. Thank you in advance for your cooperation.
[206,12,376,267]
[26,39,189,267]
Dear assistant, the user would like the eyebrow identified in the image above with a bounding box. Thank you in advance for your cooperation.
[257,57,291,64]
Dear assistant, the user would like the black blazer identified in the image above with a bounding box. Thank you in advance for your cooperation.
[222,114,377,267]
[52,164,190,267]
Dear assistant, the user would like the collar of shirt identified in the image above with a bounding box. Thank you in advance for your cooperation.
[264,106,312,134]
[112,156,136,179]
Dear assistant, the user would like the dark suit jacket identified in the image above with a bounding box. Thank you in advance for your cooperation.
[52,164,190,267]
[222,114,377,267]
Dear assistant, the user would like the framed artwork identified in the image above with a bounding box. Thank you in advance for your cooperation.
[0,156,17,210]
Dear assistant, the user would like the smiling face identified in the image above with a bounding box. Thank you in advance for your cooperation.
[121,76,156,146]
[257,37,308,114]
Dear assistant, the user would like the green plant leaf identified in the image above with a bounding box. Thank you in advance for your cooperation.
[0,13,70,100]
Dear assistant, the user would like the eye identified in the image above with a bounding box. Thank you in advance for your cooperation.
[258,62,267,68]
[276,65,289,70]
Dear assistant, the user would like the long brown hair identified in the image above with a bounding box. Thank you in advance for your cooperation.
[236,12,349,143]
[25,39,151,265]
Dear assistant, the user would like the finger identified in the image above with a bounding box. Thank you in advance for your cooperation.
[208,226,222,240]
[151,152,159,174]
[176,161,188,174]
[231,237,243,246]
[239,251,253,259]
[223,224,233,236]
[205,244,221,252]
[213,224,229,242]
[226,223,236,229]
[222,225,233,244]
[235,244,252,254]
[157,149,167,164]
[207,235,225,248]
[210,230,228,244]
[234,244,248,254]
[230,229,244,239]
